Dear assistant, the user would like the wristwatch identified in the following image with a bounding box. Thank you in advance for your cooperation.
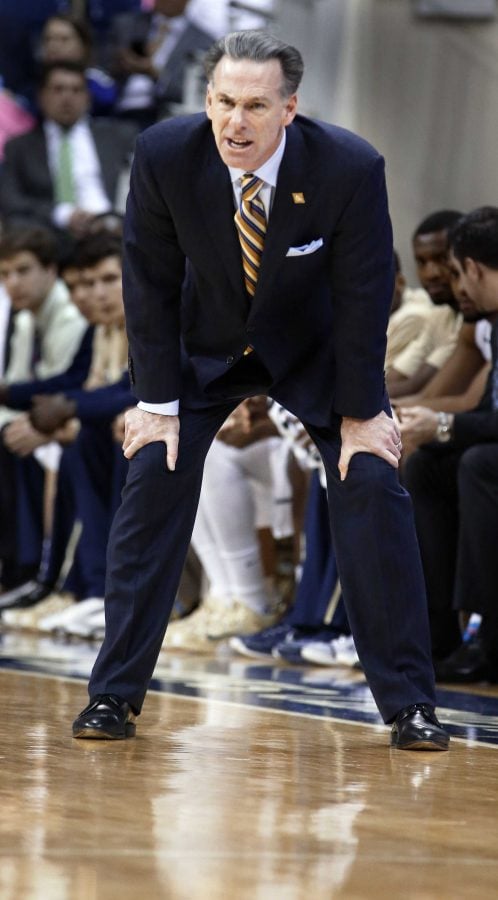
[436,412,452,443]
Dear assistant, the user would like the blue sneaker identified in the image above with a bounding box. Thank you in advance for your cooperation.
[274,628,343,665]
[229,621,295,658]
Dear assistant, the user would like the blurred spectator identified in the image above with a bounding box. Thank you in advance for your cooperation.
[37,13,118,115]
[164,400,291,652]
[0,0,68,105]
[0,61,136,238]
[110,0,214,128]
[387,210,463,398]
[401,206,498,676]
[0,226,89,590]
[385,249,433,373]
[188,0,274,36]
[0,234,133,632]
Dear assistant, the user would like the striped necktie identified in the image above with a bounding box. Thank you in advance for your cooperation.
[55,132,76,205]
[234,174,267,297]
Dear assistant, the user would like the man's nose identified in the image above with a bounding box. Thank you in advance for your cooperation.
[5,272,19,291]
[229,105,247,128]
[424,260,443,279]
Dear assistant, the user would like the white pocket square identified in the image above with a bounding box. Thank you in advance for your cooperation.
[286,238,324,257]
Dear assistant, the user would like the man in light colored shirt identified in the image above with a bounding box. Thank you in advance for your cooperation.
[0,226,88,589]
[387,210,464,398]
[0,61,136,237]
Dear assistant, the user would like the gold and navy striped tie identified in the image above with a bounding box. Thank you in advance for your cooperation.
[234,174,267,297]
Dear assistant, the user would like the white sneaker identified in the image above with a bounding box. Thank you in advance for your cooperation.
[301,634,359,667]
[163,595,227,651]
[1,592,74,631]
[65,608,106,640]
[38,597,104,633]
[207,600,280,640]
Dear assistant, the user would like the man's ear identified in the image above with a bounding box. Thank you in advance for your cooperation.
[465,257,481,281]
[205,83,213,120]
[283,93,297,126]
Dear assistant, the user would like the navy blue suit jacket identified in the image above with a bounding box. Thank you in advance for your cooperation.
[123,113,394,426]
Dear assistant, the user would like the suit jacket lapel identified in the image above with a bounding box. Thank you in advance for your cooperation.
[196,136,247,303]
[251,122,313,313]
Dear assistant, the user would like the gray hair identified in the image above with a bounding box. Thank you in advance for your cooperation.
[204,30,304,98]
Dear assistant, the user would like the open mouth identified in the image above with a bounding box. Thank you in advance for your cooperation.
[227,138,252,149]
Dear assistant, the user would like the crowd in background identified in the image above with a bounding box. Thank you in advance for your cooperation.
[0,0,497,688]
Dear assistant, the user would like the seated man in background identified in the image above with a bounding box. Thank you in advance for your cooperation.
[2,234,134,638]
[110,0,214,128]
[0,60,136,238]
[0,226,89,592]
[387,210,463,399]
[401,206,498,679]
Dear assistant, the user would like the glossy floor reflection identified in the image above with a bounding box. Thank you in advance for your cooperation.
[1,633,498,898]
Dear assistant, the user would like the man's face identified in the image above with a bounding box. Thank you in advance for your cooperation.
[41,19,84,63]
[412,230,454,306]
[0,251,55,312]
[82,256,124,326]
[62,266,100,324]
[39,70,89,127]
[206,57,297,171]
[448,251,497,318]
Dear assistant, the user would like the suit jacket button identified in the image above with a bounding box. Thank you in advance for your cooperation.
[226,355,234,365]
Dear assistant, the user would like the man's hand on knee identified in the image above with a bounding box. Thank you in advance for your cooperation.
[123,407,180,471]
[338,411,402,481]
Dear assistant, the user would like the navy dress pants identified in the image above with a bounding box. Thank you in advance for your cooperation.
[89,399,436,723]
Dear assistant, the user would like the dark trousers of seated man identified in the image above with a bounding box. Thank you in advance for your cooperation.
[284,469,350,636]
[87,374,436,725]
[0,439,44,588]
[67,422,129,600]
[404,442,498,670]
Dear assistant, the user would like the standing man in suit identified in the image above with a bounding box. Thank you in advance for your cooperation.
[0,61,136,238]
[73,31,449,751]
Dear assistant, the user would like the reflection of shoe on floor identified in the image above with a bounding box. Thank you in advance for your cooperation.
[229,622,296,658]
[207,600,280,640]
[434,637,494,683]
[1,592,74,631]
[0,579,53,611]
[301,634,359,667]
[39,597,104,635]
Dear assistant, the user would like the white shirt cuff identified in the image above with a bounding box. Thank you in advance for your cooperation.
[137,400,179,416]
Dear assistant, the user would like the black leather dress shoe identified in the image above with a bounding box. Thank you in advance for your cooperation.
[434,638,494,683]
[72,694,136,740]
[391,704,449,751]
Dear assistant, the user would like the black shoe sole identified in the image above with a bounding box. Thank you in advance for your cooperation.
[391,737,449,751]
[72,722,136,740]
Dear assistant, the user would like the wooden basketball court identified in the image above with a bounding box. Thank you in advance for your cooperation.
[1,634,498,899]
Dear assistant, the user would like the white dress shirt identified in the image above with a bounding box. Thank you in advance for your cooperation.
[44,118,112,228]
[138,131,287,417]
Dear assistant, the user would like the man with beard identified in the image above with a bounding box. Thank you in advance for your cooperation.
[400,207,498,679]
[387,210,464,399]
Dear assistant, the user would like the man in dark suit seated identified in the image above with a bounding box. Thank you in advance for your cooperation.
[72,30,449,751]
[110,0,214,128]
[401,207,498,683]
[0,61,136,239]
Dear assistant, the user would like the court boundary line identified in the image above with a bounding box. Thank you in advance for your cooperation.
[2,665,497,750]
